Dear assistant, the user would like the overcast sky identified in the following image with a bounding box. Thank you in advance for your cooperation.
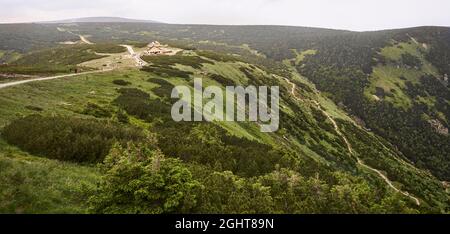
[1,0,449,31]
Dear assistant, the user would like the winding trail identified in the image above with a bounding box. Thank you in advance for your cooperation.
[283,77,421,206]
[0,35,145,90]
[0,69,112,90]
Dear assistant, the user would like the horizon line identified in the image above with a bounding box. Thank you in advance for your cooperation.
[0,16,449,33]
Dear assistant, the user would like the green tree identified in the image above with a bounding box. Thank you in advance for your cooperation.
[88,139,201,214]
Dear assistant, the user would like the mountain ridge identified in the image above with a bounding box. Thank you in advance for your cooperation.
[37,16,162,24]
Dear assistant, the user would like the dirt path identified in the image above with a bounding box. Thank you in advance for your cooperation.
[79,35,93,45]
[284,77,421,206]
[0,69,112,90]
[120,45,148,67]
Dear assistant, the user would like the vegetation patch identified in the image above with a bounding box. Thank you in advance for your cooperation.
[141,65,193,78]
[197,50,242,63]
[0,64,79,75]
[112,79,131,86]
[81,102,113,118]
[113,88,172,122]
[24,105,44,112]
[88,141,201,214]
[141,55,213,69]
[148,78,175,100]
[90,44,127,54]
[208,73,237,86]
[13,45,106,67]
[2,115,145,163]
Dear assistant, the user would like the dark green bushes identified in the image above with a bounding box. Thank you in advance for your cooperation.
[81,102,113,118]
[141,55,213,69]
[197,50,241,63]
[148,78,175,100]
[2,115,145,163]
[25,105,43,112]
[113,88,172,122]
[401,53,422,68]
[141,65,193,78]
[112,79,131,86]
[89,141,200,214]
[90,44,126,54]
[155,122,285,177]
[208,73,237,86]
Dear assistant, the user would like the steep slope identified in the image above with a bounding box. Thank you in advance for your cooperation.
[0,44,448,213]
[299,29,450,181]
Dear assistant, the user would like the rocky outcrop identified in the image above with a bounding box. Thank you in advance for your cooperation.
[428,119,449,136]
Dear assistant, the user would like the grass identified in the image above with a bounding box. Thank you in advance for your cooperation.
[0,53,360,213]
[0,139,100,214]
[0,50,22,64]
[0,70,157,128]
[2,44,127,75]
[366,40,441,109]
[365,65,418,108]
[142,54,213,69]
[381,41,422,60]
[14,45,106,67]
[292,49,317,65]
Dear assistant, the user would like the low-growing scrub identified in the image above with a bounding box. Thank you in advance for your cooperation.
[0,64,78,75]
[208,73,237,86]
[81,102,113,118]
[25,105,44,112]
[197,50,242,63]
[88,141,200,214]
[113,88,172,122]
[141,65,193,78]
[13,45,106,66]
[141,55,213,69]
[90,44,127,54]
[112,79,131,86]
[148,78,175,100]
[2,115,145,163]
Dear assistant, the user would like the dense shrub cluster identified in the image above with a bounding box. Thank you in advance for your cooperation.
[89,140,418,214]
[113,88,172,122]
[197,50,241,63]
[141,55,213,69]
[141,65,193,78]
[2,115,145,163]
[89,141,201,214]
[90,43,127,54]
[112,79,131,86]
[13,45,106,66]
[208,73,237,86]
[300,55,450,180]
[401,53,422,68]
[0,64,78,75]
[81,102,112,118]
[148,78,175,100]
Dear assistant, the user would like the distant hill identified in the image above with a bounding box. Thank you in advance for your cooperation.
[39,17,162,24]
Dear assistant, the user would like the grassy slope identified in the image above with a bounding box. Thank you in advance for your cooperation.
[0,44,126,76]
[0,139,99,213]
[365,40,441,109]
[0,50,448,213]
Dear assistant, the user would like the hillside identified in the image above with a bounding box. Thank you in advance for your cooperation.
[0,23,448,214]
